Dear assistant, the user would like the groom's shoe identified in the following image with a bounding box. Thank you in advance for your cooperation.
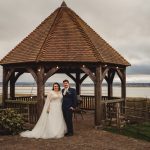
[66,133,73,136]
[65,133,69,136]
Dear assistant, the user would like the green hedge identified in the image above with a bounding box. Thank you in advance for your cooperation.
[0,108,24,135]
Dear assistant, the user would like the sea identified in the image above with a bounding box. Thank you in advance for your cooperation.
[0,86,150,98]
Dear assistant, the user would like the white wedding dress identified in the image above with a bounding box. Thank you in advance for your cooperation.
[20,90,67,139]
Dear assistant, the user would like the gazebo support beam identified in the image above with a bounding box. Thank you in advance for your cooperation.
[81,66,96,82]
[26,68,37,83]
[2,67,8,107]
[14,72,24,83]
[65,73,76,82]
[44,67,59,83]
[95,65,103,126]
[121,68,126,112]
[65,72,82,95]
[76,72,81,95]
[115,67,126,113]
[108,81,112,99]
[10,72,15,100]
[37,66,45,118]
[108,70,115,99]
[9,71,24,100]
[80,74,88,84]
[6,68,15,82]
[116,68,126,100]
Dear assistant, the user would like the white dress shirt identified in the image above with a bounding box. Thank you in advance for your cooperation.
[63,88,69,95]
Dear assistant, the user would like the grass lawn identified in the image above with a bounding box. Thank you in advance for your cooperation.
[104,122,150,142]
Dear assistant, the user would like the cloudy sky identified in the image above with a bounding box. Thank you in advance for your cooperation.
[0,0,150,83]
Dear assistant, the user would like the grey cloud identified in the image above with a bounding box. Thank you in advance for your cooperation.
[69,0,150,67]
[110,37,150,65]
[0,0,150,82]
[127,64,150,75]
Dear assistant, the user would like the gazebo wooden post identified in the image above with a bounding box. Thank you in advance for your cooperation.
[2,67,8,107]
[10,72,15,100]
[76,72,81,95]
[121,68,126,112]
[95,65,103,126]
[108,70,113,99]
[37,65,45,118]
[108,81,113,99]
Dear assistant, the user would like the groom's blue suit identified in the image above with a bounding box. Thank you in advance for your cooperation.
[62,88,77,135]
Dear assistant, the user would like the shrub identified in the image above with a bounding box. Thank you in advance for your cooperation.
[0,108,24,135]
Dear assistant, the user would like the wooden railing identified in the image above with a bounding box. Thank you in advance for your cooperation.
[10,96,37,101]
[5,96,150,124]
[80,95,95,110]
[80,95,122,110]
[102,99,125,120]
[5,98,38,123]
[4,95,124,123]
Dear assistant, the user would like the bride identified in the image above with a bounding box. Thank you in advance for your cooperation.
[20,83,67,139]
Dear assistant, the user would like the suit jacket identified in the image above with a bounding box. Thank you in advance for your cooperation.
[62,88,77,110]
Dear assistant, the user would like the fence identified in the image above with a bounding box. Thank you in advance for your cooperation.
[125,99,150,122]
[3,95,125,123]
[5,97,38,123]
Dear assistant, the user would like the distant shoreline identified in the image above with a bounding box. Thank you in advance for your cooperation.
[0,82,150,87]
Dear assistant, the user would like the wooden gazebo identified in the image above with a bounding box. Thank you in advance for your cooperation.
[0,2,130,126]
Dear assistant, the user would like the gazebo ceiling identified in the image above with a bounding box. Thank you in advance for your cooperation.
[0,2,130,66]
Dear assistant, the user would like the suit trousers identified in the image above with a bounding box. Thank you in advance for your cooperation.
[62,108,73,134]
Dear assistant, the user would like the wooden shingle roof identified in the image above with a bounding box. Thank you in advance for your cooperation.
[0,2,130,66]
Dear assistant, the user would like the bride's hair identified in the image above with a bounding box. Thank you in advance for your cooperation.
[52,82,61,91]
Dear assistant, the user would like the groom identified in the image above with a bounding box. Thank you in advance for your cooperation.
[62,79,77,136]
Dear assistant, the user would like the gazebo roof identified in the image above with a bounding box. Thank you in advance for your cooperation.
[0,2,130,66]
